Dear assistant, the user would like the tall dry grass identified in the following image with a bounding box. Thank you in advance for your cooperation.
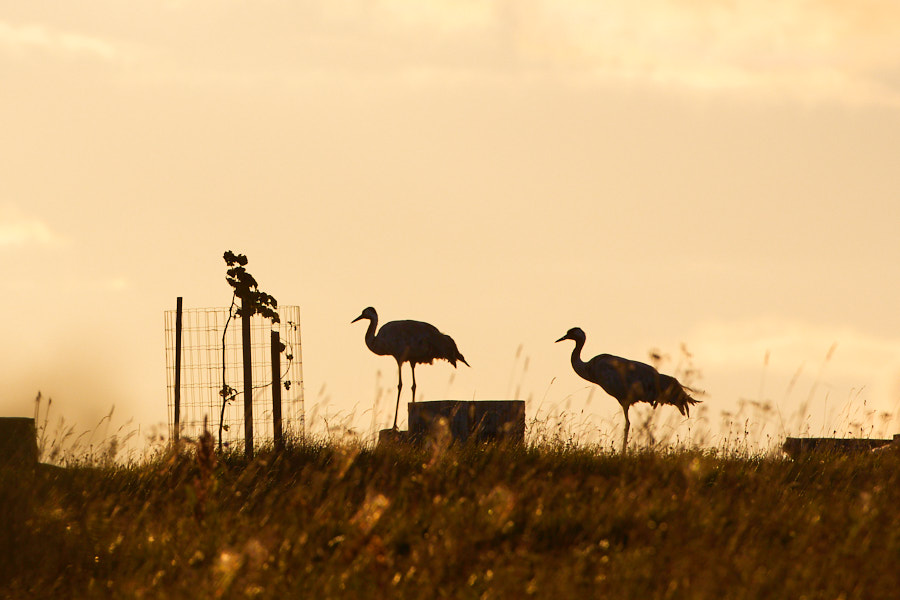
[3,427,900,599]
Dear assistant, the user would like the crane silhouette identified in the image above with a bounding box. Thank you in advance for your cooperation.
[556,327,700,451]
[352,307,470,430]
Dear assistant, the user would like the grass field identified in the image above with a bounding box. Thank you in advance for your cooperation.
[2,431,900,599]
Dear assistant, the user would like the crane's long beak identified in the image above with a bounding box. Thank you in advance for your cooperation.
[555,334,568,343]
[351,314,364,324]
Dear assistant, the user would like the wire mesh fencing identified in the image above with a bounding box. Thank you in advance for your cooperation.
[164,304,304,449]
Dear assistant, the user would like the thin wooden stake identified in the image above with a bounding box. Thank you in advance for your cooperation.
[242,305,253,459]
[174,296,183,444]
[271,330,283,451]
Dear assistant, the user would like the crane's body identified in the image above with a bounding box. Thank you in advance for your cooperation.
[353,307,469,430]
[556,327,699,451]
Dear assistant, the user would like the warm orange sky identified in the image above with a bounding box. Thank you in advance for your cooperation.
[3,1,899,449]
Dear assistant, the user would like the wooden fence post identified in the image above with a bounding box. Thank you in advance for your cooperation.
[174,297,183,444]
[271,330,283,451]
[242,305,253,458]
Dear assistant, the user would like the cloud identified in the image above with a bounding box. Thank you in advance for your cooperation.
[0,20,122,62]
[0,204,63,247]
[300,0,900,105]
[677,317,900,437]
[690,316,900,392]
[512,0,900,105]
[104,277,130,292]
[377,0,495,33]
[7,2,899,106]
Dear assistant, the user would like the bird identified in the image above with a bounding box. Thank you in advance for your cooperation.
[352,307,470,430]
[556,327,700,452]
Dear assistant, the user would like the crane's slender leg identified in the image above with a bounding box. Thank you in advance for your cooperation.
[621,404,630,453]
[410,363,417,403]
[393,359,403,430]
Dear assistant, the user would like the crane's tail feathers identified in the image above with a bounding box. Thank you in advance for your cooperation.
[433,333,468,368]
[448,356,470,368]
[673,388,701,417]
[658,379,702,417]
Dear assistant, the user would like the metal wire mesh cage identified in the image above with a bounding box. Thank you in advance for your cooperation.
[164,304,304,448]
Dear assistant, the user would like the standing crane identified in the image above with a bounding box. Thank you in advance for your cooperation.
[556,327,699,452]
[352,307,470,430]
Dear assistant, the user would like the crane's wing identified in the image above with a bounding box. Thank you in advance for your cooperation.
[583,355,653,401]
[584,355,698,413]
[378,320,467,366]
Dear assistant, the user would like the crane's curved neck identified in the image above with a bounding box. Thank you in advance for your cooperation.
[569,335,589,379]
[363,315,380,354]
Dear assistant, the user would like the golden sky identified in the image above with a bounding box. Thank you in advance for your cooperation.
[3,0,899,447]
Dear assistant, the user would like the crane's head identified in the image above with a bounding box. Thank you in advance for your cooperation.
[351,306,377,324]
[555,327,585,344]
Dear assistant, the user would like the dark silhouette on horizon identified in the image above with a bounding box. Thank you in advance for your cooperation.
[352,306,469,430]
[556,327,700,452]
